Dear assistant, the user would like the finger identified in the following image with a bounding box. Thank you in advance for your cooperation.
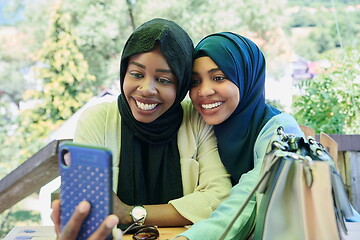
[64,152,71,166]
[87,215,119,240]
[51,200,61,236]
[60,201,91,240]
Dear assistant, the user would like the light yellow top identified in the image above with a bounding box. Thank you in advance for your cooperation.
[74,99,231,223]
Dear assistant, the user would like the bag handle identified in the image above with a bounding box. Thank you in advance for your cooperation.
[217,167,271,240]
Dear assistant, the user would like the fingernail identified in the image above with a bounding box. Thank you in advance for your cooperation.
[78,201,90,214]
[106,215,119,229]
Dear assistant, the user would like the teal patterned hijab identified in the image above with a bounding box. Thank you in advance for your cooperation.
[194,32,280,185]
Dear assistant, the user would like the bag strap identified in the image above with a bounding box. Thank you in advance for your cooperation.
[217,167,271,240]
[218,127,290,240]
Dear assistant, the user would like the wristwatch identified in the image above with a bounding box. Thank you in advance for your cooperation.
[130,205,147,225]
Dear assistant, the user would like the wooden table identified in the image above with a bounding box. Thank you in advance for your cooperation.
[4,226,187,240]
[5,223,360,239]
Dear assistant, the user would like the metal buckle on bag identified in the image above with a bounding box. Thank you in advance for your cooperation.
[275,127,298,151]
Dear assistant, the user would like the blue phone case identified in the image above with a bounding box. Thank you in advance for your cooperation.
[59,142,113,240]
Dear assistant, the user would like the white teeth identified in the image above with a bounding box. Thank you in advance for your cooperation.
[201,102,222,109]
[136,100,158,110]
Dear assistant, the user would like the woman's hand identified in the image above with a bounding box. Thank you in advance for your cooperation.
[112,192,133,225]
[51,200,119,240]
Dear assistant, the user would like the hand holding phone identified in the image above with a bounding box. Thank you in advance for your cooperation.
[59,142,113,240]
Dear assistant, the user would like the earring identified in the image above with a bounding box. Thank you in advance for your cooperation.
[198,90,200,94]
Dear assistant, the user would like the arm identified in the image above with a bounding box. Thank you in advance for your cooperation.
[112,194,192,226]
[179,114,303,240]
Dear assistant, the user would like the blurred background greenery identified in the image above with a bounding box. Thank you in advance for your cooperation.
[0,0,359,237]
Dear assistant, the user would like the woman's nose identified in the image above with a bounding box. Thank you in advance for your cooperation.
[138,78,157,95]
[198,81,215,96]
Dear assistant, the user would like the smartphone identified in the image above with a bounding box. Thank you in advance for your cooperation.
[58,142,113,240]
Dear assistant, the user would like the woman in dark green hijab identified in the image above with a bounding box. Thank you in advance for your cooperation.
[51,19,232,238]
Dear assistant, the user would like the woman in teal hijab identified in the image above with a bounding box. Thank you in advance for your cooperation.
[190,32,282,185]
[178,32,303,239]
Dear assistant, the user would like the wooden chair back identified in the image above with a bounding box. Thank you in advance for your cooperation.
[320,132,339,169]
[299,124,338,169]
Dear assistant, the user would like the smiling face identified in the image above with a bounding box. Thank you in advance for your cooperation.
[190,56,240,125]
[123,47,177,123]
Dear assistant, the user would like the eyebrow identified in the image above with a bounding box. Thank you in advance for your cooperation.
[192,68,221,75]
[129,61,172,74]
[208,68,221,74]
[156,69,172,73]
[129,61,145,69]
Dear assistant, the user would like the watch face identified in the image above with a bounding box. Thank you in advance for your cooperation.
[132,206,146,220]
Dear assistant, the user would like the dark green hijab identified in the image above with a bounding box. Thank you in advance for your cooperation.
[117,18,193,205]
[194,32,280,185]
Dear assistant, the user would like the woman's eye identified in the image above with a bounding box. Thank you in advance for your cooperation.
[190,79,200,87]
[157,78,173,85]
[213,76,225,82]
[130,72,143,79]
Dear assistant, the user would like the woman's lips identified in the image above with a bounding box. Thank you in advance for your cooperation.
[201,101,223,110]
[135,99,159,111]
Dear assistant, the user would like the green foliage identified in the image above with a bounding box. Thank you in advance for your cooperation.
[34,10,95,120]
[132,0,289,77]
[0,60,27,106]
[266,99,286,112]
[0,202,41,238]
[0,102,20,179]
[13,5,96,162]
[294,76,346,133]
[132,0,287,44]
[289,7,360,60]
[61,0,132,88]
[3,0,289,95]
[288,0,360,7]
[294,47,360,134]
[288,10,317,28]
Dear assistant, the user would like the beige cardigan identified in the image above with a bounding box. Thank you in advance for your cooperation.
[73,99,231,223]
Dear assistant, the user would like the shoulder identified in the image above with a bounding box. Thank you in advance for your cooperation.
[76,100,120,130]
[259,113,303,140]
[254,113,303,158]
[181,98,197,118]
[180,98,213,134]
[268,113,303,136]
[178,99,216,155]
[180,98,204,125]
[74,99,120,145]
[79,100,118,120]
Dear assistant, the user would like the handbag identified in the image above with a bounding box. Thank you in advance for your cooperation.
[218,126,353,240]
